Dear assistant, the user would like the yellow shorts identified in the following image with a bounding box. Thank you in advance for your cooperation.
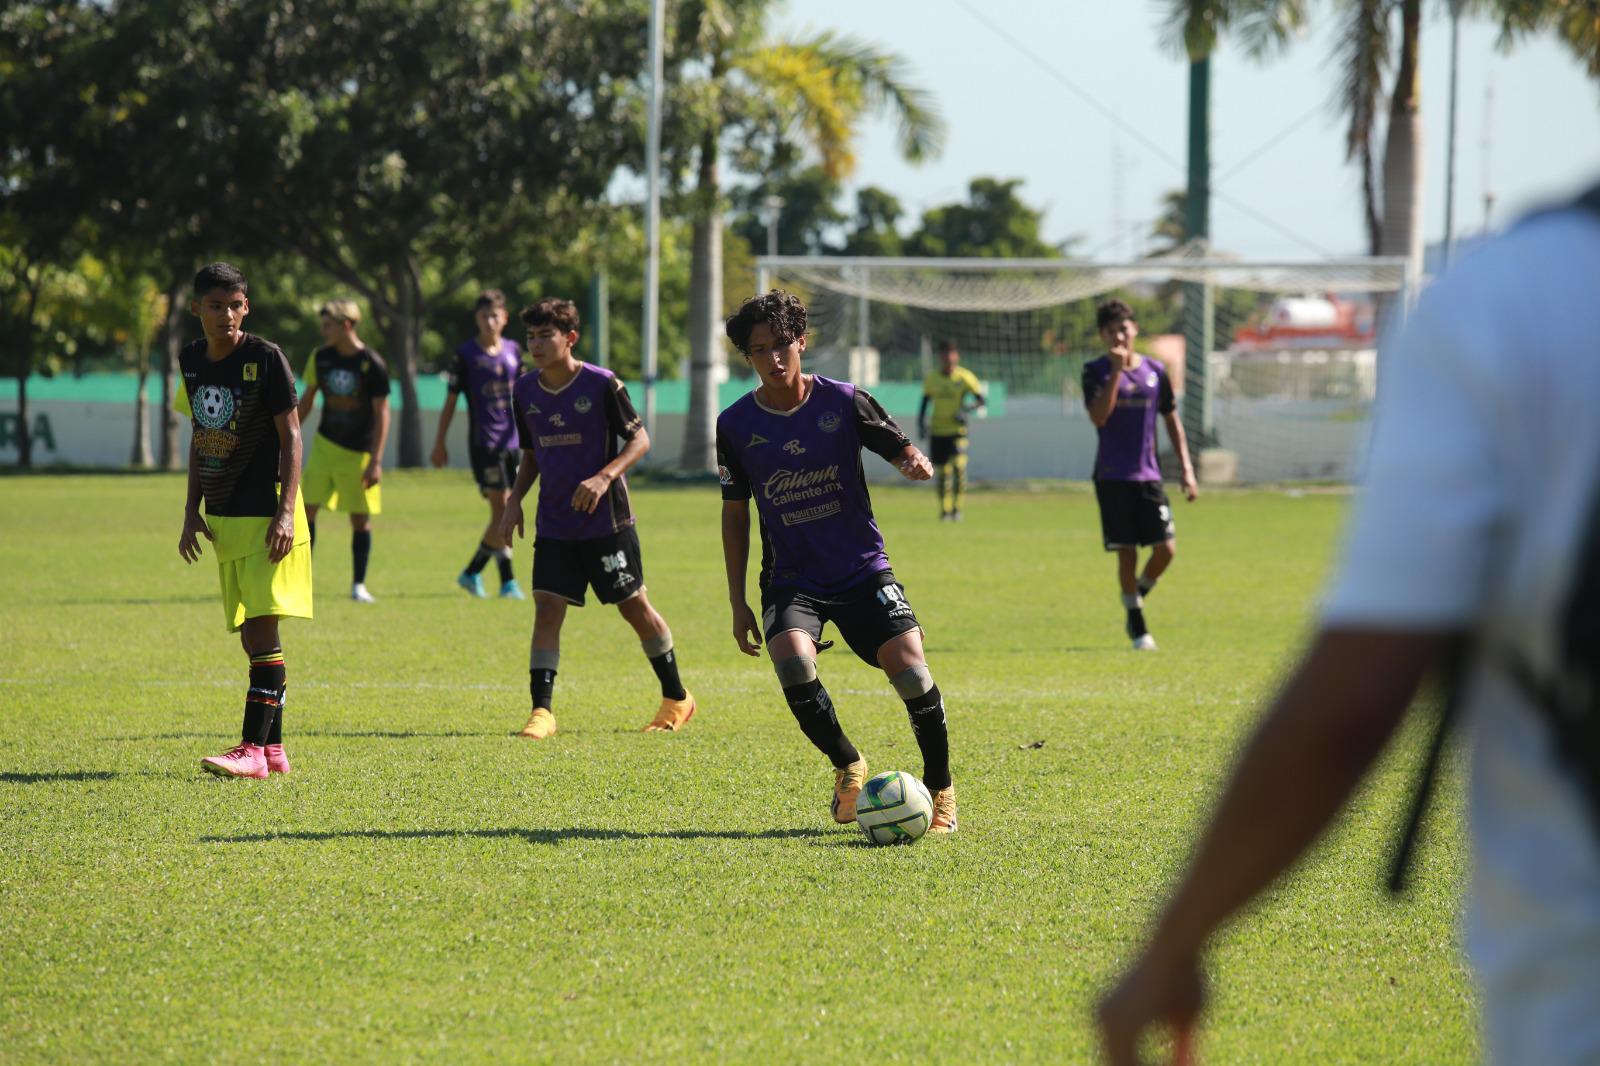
[209,509,314,631]
[303,436,382,515]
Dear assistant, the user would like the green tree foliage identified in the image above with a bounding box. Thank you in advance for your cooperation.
[96,0,646,466]
[841,187,908,257]
[730,166,848,257]
[906,178,1070,258]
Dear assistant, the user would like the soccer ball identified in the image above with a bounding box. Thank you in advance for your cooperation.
[856,771,933,846]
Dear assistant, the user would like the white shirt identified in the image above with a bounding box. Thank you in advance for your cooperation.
[1324,205,1600,1064]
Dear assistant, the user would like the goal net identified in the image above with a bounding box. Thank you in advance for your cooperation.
[753,253,1414,484]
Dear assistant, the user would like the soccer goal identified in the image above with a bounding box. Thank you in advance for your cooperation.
[754,253,1414,484]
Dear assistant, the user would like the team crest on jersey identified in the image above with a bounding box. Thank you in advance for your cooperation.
[549,413,566,428]
[817,411,841,434]
[782,440,806,455]
[193,385,235,429]
[242,362,258,382]
[327,368,359,396]
[574,396,593,414]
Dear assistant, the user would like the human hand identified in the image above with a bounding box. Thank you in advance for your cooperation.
[731,602,762,656]
[265,509,295,563]
[362,459,383,488]
[1097,947,1204,1066]
[500,498,525,542]
[572,471,614,514]
[897,448,933,481]
[430,443,447,468]
[178,511,213,563]
[1181,472,1198,502]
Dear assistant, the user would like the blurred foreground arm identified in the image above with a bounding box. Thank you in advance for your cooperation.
[1097,627,1453,1065]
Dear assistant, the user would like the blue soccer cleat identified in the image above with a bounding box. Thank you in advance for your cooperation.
[499,579,527,600]
[457,571,488,599]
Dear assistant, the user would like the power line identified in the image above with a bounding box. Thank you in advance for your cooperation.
[951,0,1333,256]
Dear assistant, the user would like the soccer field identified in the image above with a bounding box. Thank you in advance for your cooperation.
[0,473,1474,1063]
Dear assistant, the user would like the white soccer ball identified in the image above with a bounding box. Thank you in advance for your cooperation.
[856,770,933,846]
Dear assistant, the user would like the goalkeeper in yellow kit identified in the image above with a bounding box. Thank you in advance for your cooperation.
[917,340,986,521]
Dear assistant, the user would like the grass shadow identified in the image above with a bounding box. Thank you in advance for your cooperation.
[203,826,830,845]
[0,770,118,784]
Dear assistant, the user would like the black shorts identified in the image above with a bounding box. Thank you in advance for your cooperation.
[762,570,921,666]
[532,526,644,606]
[929,434,968,466]
[470,444,519,493]
[1095,479,1175,550]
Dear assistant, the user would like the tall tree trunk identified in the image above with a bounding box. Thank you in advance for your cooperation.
[1378,0,1423,338]
[681,131,724,473]
[130,357,153,468]
[379,261,425,468]
[159,274,184,470]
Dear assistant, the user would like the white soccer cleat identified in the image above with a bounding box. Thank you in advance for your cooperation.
[351,582,377,604]
[1131,633,1158,651]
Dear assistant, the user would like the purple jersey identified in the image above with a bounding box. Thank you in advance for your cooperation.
[717,376,911,595]
[1081,355,1176,481]
[447,337,523,450]
[512,363,642,540]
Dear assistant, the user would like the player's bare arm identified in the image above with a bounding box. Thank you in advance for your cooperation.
[265,407,302,563]
[295,379,317,425]
[431,390,458,467]
[895,444,933,481]
[1163,411,1199,501]
[1086,371,1122,428]
[916,395,930,439]
[500,450,540,542]
[1097,629,1447,1066]
[572,427,650,515]
[363,396,389,487]
[721,499,761,656]
[178,436,213,563]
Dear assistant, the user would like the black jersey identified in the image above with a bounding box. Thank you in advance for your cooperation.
[177,334,298,517]
[305,345,391,451]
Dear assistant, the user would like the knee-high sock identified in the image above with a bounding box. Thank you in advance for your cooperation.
[951,452,968,513]
[352,530,372,584]
[891,666,950,790]
[783,679,858,768]
[464,542,493,576]
[530,648,559,711]
[642,632,687,701]
[936,464,951,514]
[495,547,515,585]
[244,646,286,746]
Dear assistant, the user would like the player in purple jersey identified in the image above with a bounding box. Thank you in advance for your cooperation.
[1082,299,1198,651]
[499,297,696,739]
[718,290,958,833]
[431,289,527,600]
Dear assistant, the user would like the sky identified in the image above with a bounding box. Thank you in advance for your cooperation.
[772,1,1600,260]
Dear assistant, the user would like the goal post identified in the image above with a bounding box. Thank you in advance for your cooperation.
[752,253,1414,484]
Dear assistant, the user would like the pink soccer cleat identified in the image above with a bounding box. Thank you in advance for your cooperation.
[264,744,292,775]
[201,743,268,780]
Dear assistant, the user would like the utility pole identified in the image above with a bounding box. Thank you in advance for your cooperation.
[1181,55,1215,449]
[640,0,664,442]
[763,195,785,258]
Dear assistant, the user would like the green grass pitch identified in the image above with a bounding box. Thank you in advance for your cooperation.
[0,472,1473,1062]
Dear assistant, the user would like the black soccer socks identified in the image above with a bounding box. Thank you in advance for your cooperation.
[352,530,372,584]
[244,647,286,746]
[642,632,688,701]
[465,542,493,576]
[495,548,515,585]
[903,685,952,791]
[783,679,860,768]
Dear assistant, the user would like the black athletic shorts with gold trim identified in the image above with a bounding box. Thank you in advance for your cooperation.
[928,434,967,466]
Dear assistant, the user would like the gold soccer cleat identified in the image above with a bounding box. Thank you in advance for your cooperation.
[928,784,958,834]
[642,691,697,733]
[831,757,869,824]
[519,708,557,740]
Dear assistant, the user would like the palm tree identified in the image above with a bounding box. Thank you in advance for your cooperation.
[1160,0,1423,264]
[666,1,944,472]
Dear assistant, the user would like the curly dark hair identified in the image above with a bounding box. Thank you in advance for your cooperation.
[520,296,579,333]
[1096,298,1135,331]
[725,290,808,354]
[193,261,247,297]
